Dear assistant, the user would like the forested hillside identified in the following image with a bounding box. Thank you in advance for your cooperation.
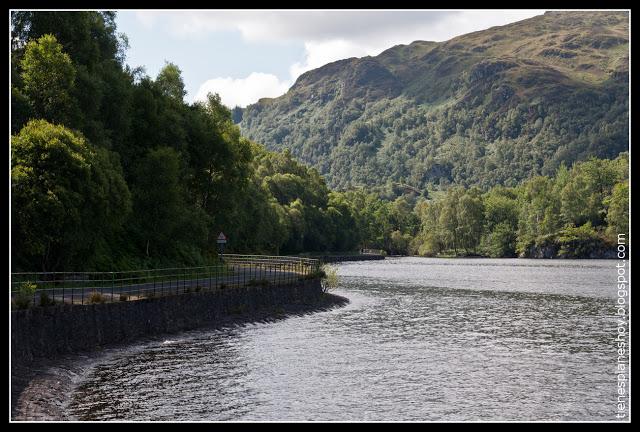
[10,12,362,271]
[11,12,630,272]
[240,11,629,191]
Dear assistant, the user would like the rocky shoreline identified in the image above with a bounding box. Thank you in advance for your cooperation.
[11,292,349,421]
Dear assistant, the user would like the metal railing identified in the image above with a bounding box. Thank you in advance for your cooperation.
[10,254,321,309]
[360,248,387,256]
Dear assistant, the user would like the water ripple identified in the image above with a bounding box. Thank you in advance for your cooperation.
[68,258,622,421]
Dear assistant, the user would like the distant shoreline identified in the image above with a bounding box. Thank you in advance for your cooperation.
[320,254,619,260]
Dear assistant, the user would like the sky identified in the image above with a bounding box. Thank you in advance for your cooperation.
[115,10,545,108]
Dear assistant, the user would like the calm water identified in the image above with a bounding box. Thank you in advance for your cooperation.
[67,258,624,421]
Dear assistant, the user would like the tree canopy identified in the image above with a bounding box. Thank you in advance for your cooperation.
[10,11,629,271]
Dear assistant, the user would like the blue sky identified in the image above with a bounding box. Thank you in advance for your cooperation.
[115,10,545,108]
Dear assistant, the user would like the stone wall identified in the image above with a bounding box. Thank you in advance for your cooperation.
[11,279,323,364]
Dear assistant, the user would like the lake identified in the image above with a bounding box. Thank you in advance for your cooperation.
[67,257,623,421]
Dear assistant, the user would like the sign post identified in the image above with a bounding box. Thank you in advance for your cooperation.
[216,232,227,261]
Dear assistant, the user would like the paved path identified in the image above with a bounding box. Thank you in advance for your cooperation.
[13,265,306,305]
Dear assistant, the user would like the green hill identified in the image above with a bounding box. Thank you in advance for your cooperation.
[240,11,629,191]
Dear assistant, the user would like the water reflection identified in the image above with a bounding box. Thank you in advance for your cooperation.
[69,258,620,421]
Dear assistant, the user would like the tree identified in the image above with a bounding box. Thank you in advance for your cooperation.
[456,188,485,254]
[439,187,465,254]
[11,120,131,271]
[414,199,446,256]
[20,34,76,125]
[481,222,517,257]
[516,176,561,255]
[605,181,629,241]
[481,187,518,257]
[560,158,620,227]
[156,61,186,101]
[231,106,243,124]
[130,147,186,259]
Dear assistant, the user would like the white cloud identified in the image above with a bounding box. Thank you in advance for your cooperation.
[289,39,375,81]
[194,72,291,108]
[139,10,545,106]
[134,10,544,44]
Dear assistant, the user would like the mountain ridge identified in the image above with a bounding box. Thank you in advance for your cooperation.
[240,11,629,191]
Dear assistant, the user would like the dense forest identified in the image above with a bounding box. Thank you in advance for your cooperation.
[349,153,629,258]
[240,11,629,191]
[10,12,362,272]
[11,12,629,273]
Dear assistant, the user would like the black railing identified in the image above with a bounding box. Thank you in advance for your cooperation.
[10,254,321,309]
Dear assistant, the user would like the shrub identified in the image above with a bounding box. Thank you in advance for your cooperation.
[39,291,55,307]
[13,282,37,309]
[320,264,339,292]
[557,222,609,258]
[88,291,107,304]
[119,293,129,302]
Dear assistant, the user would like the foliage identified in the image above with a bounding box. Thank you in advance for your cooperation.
[605,181,629,241]
[320,264,339,292]
[556,222,609,258]
[13,282,37,310]
[410,153,628,258]
[156,61,186,101]
[20,34,76,125]
[11,120,131,271]
[39,291,56,307]
[10,11,630,272]
[240,12,628,193]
